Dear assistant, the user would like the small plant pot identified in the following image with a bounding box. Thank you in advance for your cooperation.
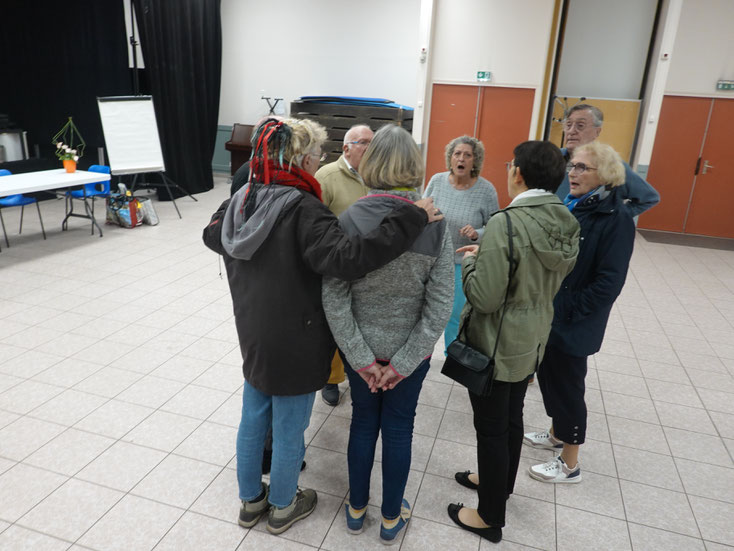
[63,159,77,173]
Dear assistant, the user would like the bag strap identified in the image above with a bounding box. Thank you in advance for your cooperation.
[458,210,515,361]
[489,211,515,360]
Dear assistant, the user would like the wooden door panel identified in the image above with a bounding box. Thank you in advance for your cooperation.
[638,96,710,232]
[425,84,478,189]
[685,98,734,238]
[476,87,535,207]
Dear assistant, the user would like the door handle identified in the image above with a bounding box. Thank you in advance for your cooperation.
[702,160,714,174]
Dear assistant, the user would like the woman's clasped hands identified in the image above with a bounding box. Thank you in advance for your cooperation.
[357,361,405,393]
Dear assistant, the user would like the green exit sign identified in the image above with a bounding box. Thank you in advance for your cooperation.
[477,71,492,82]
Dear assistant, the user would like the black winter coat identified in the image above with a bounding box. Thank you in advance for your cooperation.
[548,189,635,357]
[203,189,428,396]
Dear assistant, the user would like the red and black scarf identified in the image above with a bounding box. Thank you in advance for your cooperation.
[250,159,322,202]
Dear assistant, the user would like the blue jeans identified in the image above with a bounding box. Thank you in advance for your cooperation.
[444,263,466,353]
[236,381,315,507]
[344,356,430,519]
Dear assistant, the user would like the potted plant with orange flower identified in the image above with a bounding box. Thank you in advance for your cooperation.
[52,117,86,173]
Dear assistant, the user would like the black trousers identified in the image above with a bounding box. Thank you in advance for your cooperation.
[537,344,588,444]
[469,375,530,527]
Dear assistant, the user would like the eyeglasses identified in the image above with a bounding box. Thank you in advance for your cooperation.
[505,161,515,171]
[563,120,590,131]
[347,140,371,147]
[310,152,328,162]
[567,162,597,174]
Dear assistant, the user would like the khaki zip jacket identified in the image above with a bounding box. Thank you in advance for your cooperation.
[461,194,580,383]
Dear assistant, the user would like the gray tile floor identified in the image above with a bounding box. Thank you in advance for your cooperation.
[0,175,733,550]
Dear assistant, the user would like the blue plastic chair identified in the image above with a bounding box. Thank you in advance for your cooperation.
[63,164,111,235]
[0,169,47,248]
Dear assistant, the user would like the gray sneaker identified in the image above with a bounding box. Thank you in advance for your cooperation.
[529,455,582,484]
[238,483,269,528]
[266,487,318,534]
[523,430,564,450]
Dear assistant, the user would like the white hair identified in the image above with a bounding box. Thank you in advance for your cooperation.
[343,124,373,146]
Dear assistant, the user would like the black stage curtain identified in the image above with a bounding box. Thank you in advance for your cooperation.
[133,0,222,197]
[0,1,132,171]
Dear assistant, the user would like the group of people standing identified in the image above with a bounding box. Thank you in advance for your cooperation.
[203,103,659,545]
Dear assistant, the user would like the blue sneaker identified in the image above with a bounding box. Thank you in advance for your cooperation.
[380,499,411,545]
[345,503,366,535]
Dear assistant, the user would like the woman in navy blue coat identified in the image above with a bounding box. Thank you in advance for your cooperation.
[525,142,635,484]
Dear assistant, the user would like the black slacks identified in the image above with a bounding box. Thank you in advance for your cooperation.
[537,343,588,444]
[469,375,530,527]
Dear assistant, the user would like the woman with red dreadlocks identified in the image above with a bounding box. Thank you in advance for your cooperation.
[203,118,442,535]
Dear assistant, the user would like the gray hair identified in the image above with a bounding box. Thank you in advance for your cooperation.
[566,104,604,127]
[359,124,424,190]
[444,135,485,178]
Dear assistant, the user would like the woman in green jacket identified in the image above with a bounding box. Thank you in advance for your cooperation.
[446,141,580,543]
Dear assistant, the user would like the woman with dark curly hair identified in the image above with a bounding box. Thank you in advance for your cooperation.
[424,135,499,352]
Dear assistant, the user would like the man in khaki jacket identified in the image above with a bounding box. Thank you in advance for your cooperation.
[315,124,374,406]
[316,124,373,216]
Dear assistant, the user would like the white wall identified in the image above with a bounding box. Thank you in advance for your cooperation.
[555,0,657,99]
[429,0,557,139]
[665,0,734,97]
[431,0,552,87]
[218,0,421,125]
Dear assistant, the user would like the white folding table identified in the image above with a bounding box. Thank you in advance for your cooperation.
[0,169,111,237]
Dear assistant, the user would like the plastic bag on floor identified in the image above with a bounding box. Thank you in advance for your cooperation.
[106,193,143,228]
[138,196,160,225]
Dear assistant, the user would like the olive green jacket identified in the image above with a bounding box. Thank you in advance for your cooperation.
[460,193,580,383]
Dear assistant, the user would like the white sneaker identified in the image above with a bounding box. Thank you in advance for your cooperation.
[523,430,564,450]
[529,455,581,484]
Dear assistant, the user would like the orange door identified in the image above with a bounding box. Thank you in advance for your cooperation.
[476,87,535,207]
[684,98,734,238]
[425,84,479,187]
[639,96,711,232]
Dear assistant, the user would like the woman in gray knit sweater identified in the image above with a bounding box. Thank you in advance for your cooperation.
[322,125,454,544]
[423,136,499,352]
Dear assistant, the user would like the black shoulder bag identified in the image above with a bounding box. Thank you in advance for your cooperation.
[441,210,515,396]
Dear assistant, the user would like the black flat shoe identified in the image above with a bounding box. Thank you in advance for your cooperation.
[447,503,502,543]
[454,470,479,490]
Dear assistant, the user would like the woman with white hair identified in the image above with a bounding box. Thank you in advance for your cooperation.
[424,136,499,353]
[203,118,441,535]
[525,142,635,484]
[323,124,454,545]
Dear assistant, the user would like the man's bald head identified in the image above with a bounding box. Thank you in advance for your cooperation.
[343,125,374,171]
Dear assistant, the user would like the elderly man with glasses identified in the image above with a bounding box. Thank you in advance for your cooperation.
[315,123,375,406]
[316,124,374,217]
[555,104,660,217]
